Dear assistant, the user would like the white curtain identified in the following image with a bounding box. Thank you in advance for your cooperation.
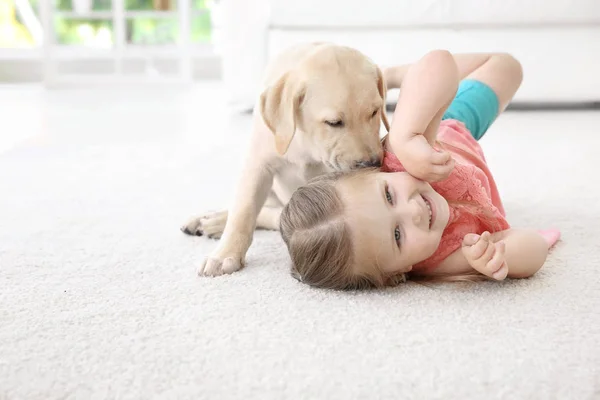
[220,0,271,111]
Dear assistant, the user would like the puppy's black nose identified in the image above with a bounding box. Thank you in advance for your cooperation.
[354,157,381,169]
[370,156,382,167]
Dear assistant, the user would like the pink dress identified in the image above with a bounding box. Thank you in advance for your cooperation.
[381,119,510,271]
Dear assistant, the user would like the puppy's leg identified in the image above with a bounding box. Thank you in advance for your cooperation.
[199,153,275,276]
[255,193,283,231]
[181,192,282,238]
[256,206,282,231]
[180,204,281,239]
[181,211,228,238]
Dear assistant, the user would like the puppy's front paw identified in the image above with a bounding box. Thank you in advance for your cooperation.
[180,210,228,239]
[198,255,243,277]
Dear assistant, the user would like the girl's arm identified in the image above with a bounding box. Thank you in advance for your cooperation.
[384,52,523,183]
[386,54,495,88]
[421,229,550,280]
[385,53,523,116]
[385,50,459,182]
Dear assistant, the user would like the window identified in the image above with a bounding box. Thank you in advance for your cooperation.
[0,0,221,83]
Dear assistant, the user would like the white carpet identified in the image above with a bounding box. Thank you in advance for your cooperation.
[1,84,599,399]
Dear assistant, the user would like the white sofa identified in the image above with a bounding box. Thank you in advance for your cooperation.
[220,0,600,111]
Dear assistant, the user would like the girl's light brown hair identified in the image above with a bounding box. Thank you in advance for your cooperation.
[280,170,495,290]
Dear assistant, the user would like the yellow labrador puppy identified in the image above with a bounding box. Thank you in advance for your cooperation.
[182,42,389,276]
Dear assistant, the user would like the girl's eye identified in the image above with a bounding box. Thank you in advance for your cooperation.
[371,109,378,118]
[394,226,401,243]
[385,184,393,204]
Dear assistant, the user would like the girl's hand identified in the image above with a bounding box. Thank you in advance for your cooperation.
[461,231,508,280]
[396,135,455,182]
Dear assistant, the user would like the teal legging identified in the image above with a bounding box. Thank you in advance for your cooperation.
[442,79,500,140]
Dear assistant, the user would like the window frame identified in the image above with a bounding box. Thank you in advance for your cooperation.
[0,0,221,84]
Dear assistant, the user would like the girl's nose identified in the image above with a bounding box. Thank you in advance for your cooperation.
[410,201,423,225]
[412,211,422,226]
[395,199,423,226]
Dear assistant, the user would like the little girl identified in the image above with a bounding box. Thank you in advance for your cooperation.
[279,50,560,290]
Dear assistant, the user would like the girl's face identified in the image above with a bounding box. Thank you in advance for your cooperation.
[338,171,450,274]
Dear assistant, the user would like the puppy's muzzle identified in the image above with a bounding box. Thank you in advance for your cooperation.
[354,156,382,169]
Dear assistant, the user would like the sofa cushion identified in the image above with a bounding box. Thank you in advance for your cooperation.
[268,0,600,27]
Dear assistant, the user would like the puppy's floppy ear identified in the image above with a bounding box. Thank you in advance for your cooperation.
[260,72,306,155]
[376,66,390,133]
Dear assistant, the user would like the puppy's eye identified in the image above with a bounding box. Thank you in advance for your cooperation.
[371,109,378,118]
[325,120,344,128]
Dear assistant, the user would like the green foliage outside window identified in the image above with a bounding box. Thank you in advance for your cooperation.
[12,0,212,47]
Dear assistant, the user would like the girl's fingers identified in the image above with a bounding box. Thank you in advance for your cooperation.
[487,242,506,276]
[429,159,455,181]
[480,238,496,262]
[492,262,508,280]
[469,234,491,260]
[431,150,452,165]
[432,159,454,173]
[463,233,480,247]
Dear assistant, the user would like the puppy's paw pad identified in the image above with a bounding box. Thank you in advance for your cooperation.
[181,218,203,236]
[181,211,228,238]
[181,226,203,236]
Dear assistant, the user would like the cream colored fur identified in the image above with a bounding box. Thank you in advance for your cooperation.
[182,42,390,276]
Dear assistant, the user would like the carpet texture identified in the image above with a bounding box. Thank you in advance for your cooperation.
[1,87,599,399]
